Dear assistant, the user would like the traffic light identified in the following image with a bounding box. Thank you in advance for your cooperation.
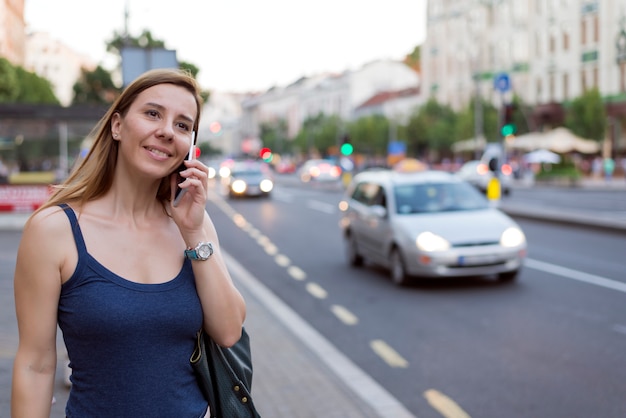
[259,147,273,162]
[340,134,353,156]
[501,103,516,137]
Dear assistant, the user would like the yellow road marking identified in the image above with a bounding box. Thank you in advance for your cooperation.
[370,340,408,368]
[424,389,471,418]
[330,305,359,325]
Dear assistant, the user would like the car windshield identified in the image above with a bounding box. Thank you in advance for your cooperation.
[393,182,489,214]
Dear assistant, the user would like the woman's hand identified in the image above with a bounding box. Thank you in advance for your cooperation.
[169,158,210,233]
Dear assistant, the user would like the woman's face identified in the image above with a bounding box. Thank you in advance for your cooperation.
[111,83,198,179]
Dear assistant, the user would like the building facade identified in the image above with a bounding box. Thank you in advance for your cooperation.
[239,60,421,156]
[421,0,626,149]
[24,32,96,106]
[0,0,25,65]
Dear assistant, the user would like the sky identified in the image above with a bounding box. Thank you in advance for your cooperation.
[24,0,427,93]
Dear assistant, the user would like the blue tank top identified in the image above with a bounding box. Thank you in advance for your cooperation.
[57,204,208,418]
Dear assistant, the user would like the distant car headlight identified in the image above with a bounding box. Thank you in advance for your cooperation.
[500,227,526,247]
[219,167,231,178]
[231,179,247,194]
[260,179,273,192]
[208,167,217,179]
[416,231,450,252]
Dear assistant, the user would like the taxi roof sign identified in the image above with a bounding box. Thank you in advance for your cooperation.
[392,158,428,173]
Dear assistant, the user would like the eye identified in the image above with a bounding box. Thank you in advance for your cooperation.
[146,109,160,118]
[177,122,191,131]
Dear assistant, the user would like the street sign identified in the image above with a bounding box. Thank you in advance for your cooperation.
[493,73,511,92]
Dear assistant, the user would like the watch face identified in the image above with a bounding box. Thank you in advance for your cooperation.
[197,243,213,259]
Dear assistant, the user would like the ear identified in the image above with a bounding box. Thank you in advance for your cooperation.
[111,113,122,141]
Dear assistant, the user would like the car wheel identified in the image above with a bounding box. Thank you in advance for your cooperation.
[345,233,363,267]
[390,248,409,286]
[498,270,519,282]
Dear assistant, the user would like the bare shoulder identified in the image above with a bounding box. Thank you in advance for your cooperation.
[23,205,72,238]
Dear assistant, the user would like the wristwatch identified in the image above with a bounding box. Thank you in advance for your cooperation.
[184,242,214,261]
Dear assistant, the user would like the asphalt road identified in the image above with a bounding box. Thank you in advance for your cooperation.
[207,179,626,417]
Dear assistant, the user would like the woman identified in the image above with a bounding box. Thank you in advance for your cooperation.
[11,69,246,417]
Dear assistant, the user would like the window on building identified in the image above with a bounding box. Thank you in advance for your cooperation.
[563,73,569,100]
[593,15,599,43]
[549,73,555,101]
[592,67,598,88]
[562,30,569,51]
[550,35,556,53]
[581,70,587,92]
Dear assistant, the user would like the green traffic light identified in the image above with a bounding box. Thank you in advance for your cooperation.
[340,143,354,155]
[501,124,516,136]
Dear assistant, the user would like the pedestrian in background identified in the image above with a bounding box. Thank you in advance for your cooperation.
[11,68,246,417]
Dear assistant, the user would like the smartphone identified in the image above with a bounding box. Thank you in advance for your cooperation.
[173,131,196,207]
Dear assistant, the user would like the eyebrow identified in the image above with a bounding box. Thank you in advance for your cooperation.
[145,101,195,125]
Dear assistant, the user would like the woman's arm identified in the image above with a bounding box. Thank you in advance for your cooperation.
[12,207,69,417]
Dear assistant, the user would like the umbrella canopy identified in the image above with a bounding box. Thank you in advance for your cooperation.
[523,149,561,164]
[508,127,600,154]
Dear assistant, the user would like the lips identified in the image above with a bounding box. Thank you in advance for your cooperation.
[145,146,172,158]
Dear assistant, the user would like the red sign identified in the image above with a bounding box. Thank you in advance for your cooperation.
[0,185,54,212]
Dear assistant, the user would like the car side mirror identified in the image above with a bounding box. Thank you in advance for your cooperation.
[370,205,387,218]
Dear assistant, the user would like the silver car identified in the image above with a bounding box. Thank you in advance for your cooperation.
[339,170,526,285]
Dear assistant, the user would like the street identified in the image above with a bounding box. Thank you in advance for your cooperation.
[1,178,625,417]
[206,176,626,417]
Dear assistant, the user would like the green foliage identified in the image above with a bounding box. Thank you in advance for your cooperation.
[0,58,19,102]
[106,29,166,54]
[260,119,289,154]
[405,98,457,157]
[72,65,119,105]
[15,67,59,104]
[0,58,58,104]
[564,88,606,141]
[404,46,420,72]
[293,113,341,156]
[346,114,389,155]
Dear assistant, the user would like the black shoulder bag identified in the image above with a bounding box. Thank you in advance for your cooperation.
[190,327,261,418]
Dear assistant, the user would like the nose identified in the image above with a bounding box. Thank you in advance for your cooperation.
[156,121,175,141]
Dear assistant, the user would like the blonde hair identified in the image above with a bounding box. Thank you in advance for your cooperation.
[39,68,203,213]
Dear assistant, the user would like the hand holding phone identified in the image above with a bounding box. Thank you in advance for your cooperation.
[173,131,196,207]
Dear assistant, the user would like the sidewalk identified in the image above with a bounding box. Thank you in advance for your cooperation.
[1,212,412,418]
[2,179,624,417]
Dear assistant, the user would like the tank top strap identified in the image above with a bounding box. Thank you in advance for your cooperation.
[58,203,88,257]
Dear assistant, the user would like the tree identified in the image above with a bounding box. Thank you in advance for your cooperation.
[72,65,119,105]
[0,58,58,104]
[106,30,210,103]
[259,119,289,155]
[346,114,390,156]
[403,45,420,73]
[0,58,19,102]
[14,67,59,104]
[405,98,457,159]
[565,88,606,142]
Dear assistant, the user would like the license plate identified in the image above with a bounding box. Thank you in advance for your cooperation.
[458,254,499,266]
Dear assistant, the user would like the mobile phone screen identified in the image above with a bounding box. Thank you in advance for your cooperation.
[173,131,196,206]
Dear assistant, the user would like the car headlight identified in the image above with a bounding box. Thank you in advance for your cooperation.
[231,179,247,193]
[500,227,526,247]
[260,179,273,192]
[416,231,450,252]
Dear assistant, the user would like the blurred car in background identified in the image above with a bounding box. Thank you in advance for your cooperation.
[222,160,274,198]
[456,160,512,196]
[339,169,526,285]
[298,159,342,182]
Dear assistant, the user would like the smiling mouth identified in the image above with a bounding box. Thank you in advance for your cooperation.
[146,147,171,158]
